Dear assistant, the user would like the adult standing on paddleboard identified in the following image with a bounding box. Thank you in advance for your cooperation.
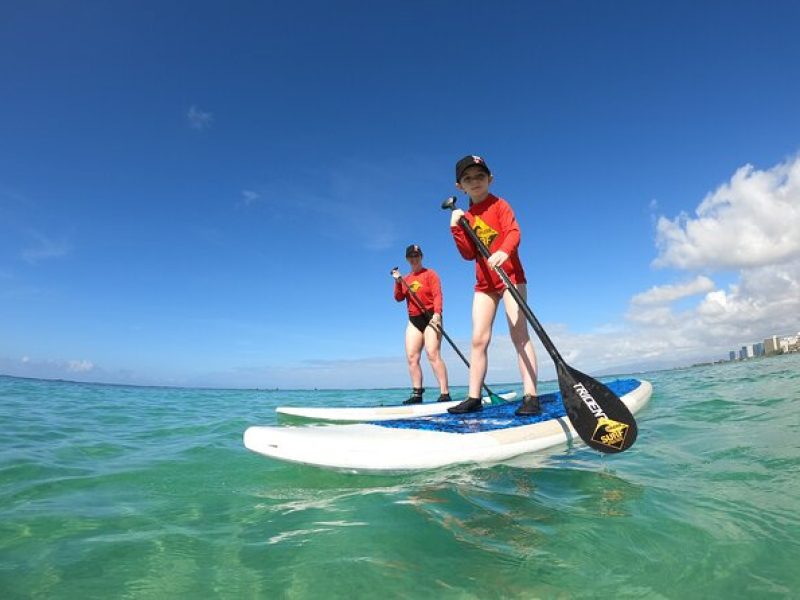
[447,155,540,416]
[391,245,451,405]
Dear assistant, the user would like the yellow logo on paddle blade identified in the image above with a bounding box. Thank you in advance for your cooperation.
[591,417,629,450]
[472,216,498,248]
[409,280,422,293]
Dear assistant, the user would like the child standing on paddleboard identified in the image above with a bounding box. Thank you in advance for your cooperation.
[447,155,540,415]
[391,244,451,405]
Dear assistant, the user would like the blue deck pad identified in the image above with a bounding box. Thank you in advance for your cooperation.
[376,379,641,434]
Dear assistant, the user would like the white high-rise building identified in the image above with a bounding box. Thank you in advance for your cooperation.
[764,336,780,355]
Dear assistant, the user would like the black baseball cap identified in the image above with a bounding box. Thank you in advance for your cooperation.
[405,244,423,257]
[455,155,491,182]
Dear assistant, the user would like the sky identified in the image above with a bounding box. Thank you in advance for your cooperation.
[1,0,799,389]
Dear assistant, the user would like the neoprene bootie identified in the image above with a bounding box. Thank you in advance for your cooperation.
[514,394,541,416]
[402,387,424,405]
[447,396,482,414]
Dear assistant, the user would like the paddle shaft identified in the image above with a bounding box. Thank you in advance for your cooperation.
[394,271,498,399]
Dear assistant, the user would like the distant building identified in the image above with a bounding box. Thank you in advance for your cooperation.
[728,331,799,362]
[764,336,780,355]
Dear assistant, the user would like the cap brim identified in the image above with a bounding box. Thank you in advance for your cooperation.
[456,164,491,182]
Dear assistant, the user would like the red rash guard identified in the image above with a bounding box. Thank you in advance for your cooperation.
[394,268,443,316]
[451,194,527,293]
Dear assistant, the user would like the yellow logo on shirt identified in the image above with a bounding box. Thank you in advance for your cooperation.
[472,216,498,248]
[409,280,422,293]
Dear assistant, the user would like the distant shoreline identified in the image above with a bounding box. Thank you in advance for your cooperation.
[5,354,798,393]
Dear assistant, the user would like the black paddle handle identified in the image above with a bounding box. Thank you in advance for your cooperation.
[442,196,566,367]
[392,267,497,399]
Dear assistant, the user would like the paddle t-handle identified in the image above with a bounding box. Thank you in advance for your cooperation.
[441,196,458,211]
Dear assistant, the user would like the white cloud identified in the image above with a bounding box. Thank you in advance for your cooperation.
[631,276,716,306]
[654,156,800,269]
[187,105,213,130]
[240,189,261,207]
[21,230,71,264]
[68,360,94,372]
[0,356,101,382]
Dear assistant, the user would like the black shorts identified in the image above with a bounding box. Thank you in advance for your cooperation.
[409,314,432,334]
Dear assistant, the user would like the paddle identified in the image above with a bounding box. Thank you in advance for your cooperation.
[392,268,507,405]
[442,195,638,453]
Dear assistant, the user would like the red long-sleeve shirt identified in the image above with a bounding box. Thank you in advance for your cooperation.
[393,268,443,316]
[451,194,527,293]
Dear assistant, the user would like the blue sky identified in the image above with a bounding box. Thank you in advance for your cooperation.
[2,1,799,389]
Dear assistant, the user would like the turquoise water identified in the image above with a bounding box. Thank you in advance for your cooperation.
[1,354,799,599]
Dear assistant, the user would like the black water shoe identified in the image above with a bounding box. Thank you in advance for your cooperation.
[447,396,482,414]
[402,387,424,405]
[514,394,541,416]
[437,393,452,402]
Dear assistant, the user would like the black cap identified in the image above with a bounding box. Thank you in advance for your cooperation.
[405,244,423,257]
[455,155,491,182]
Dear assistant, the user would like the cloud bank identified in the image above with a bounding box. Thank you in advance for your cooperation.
[654,158,800,269]
[614,155,800,370]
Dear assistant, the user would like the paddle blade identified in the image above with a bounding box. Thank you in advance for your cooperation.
[486,393,506,406]
[556,364,638,453]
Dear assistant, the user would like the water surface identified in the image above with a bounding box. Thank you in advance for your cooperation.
[1,354,799,598]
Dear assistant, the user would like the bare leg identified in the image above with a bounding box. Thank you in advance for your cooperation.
[405,323,425,389]
[468,291,500,398]
[502,284,538,396]
[424,322,449,394]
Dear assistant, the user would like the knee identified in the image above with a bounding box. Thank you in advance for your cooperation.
[426,350,441,363]
[472,334,490,351]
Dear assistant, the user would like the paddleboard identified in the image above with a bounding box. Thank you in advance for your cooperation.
[244,379,651,472]
[276,391,517,422]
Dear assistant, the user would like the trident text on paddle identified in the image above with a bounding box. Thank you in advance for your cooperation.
[573,383,607,419]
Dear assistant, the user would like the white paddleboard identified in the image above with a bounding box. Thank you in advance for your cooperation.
[244,379,652,472]
[276,391,517,422]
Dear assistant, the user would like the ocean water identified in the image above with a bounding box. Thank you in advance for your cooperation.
[1,354,799,599]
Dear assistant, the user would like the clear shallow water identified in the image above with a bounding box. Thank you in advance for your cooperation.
[1,354,799,599]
